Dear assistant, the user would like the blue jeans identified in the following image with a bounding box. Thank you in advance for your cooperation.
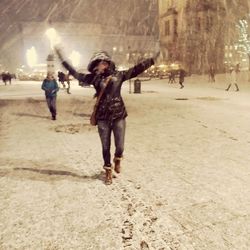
[97,119,126,166]
[46,96,57,117]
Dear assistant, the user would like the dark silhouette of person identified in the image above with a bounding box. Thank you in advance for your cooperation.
[58,71,71,94]
[2,72,12,85]
[179,69,186,89]
[168,70,176,84]
[209,65,216,82]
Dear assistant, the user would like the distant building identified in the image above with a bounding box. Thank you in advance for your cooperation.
[158,0,249,73]
[0,0,159,72]
[0,22,157,72]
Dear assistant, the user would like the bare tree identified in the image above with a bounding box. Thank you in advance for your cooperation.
[236,16,250,80]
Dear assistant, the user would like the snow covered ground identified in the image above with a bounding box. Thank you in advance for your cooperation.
[0,74,250,249]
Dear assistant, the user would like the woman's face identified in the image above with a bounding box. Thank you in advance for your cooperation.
[95,61,109,74]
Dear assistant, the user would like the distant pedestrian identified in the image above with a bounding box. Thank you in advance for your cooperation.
[179,68,186,89]
[168,70,176,84]
[41,73,59,120]
[58,71,65,88]
[225,66,239,91]
[58,71,71,94]
[2,72,12,85]
[208,65,215,82]
[235,63,240,84]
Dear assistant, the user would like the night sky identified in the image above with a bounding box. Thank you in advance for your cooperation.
[0,0,158,51]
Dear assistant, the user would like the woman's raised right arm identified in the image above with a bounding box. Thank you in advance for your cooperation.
[55,47,94,84]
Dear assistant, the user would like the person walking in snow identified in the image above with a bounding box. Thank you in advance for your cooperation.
[208,65,216,83]
[55,47,160,185]
[41,72,59,120]
[168,70,176,84]
[2,72,12,85]
[58,71,71,94]
[179,68,186,89]
[225,66,239,92]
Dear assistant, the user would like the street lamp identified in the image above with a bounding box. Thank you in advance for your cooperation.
[45,28,61,49]
[46,54,55,75]
[26,46,37,68]
[45,28,61,75]
[69,50,81,67]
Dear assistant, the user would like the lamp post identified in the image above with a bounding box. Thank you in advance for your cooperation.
[46,53,55,75]
[45,28,61,75]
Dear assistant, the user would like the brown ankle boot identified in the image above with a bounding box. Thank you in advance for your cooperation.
[113,157,122,174]
[104,166,112,185]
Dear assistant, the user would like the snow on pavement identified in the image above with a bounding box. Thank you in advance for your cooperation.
[0,76,250,249]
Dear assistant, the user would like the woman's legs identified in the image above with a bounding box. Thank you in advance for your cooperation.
[113,119,126,158]
[97,119,126,182]
[98,120,112,167]
[97,119,126,164]
[113,119,126,173]
[97,120,113,185]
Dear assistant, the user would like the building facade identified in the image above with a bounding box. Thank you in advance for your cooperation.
[158,0,235,73]
[1,21,157,73]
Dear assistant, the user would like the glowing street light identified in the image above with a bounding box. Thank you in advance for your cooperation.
[45,28,61,49]
[26,46,37,68]
[45,28,61,75]
[69,50,81,67]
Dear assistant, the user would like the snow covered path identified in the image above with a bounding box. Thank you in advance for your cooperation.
[0,77,250,249]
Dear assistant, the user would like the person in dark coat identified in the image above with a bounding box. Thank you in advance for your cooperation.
[2,72,12,85]
[179,68,186,89]
[41,73,59,120]
[55,47,160,185]
[168,70,176,84]
[58,71,65,87]
[58,71,71,94]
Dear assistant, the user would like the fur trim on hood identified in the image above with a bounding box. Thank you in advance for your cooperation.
[87,51,115,73]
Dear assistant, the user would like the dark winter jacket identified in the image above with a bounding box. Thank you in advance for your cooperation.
[58,71,65,82]
[41,78,59,97]
[2,72,12,82]
[61,52,155,124]
[179,69,186,82]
